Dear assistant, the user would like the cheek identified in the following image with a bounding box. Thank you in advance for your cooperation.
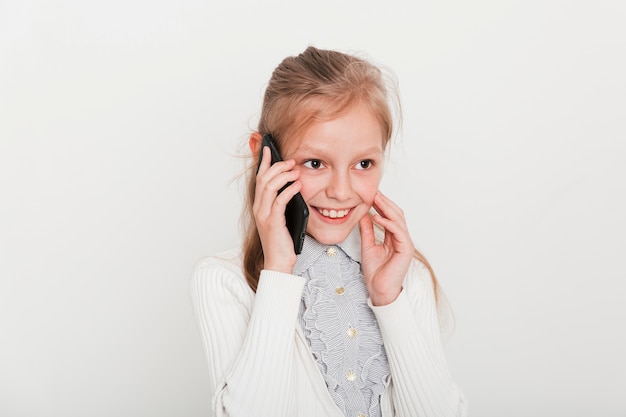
[296,172,319,202]
[356,176,381,204]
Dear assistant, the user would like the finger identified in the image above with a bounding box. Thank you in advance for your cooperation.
[257,181,302,234]
[253,147,278,209]
[254,160,298,215]
[372,213,404,235]
[371,213,412,247]
[272,180,302,208]
[264,165,299,194]
[359,213,376,250]
[371,201,408,245]
[257,158,296,184]
[256,146,272,175]
[373,191,404,220]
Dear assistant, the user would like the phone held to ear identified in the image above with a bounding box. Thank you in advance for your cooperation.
[256,134,309,255]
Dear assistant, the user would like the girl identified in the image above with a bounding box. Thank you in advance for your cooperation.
[191,46,467,417]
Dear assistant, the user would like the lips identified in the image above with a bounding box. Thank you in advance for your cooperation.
[316,208,351,219]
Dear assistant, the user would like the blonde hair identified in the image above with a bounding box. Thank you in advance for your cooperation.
[241,46,443,308]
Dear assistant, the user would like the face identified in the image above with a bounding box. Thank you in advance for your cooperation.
[282,103,385,245]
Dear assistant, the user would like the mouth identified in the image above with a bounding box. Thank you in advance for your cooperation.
[315,207,352,219]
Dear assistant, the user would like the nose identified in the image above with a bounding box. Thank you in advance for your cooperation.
[326,169,351,201]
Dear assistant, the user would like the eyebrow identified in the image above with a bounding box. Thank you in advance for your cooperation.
[293,144,383,158]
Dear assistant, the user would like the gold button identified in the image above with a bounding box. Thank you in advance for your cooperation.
[358,414,366,417]
[346,370,356,381]
[335,286,345,295]
[326,247,337,256]
[346,327,357,338]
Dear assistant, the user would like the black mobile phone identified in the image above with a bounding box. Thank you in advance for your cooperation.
[256,134,309,255]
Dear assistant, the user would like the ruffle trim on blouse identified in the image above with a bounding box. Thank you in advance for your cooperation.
[301,251,390,416]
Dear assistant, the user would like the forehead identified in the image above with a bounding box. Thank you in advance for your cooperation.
[282,103,385,157]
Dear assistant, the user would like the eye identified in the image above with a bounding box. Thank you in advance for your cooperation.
[355,160,373,170]
[303,159,324,169]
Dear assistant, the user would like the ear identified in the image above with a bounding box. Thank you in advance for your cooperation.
[249,132,263,154]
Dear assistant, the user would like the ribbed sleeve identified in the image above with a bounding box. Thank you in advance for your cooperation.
[190,251,305,417]
[370,261,468,417]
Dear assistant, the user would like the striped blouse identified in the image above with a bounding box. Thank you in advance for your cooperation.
[294,228,390,417]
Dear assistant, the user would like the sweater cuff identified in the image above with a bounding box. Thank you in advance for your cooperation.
[253,270,305,326]
[368,289,415,342]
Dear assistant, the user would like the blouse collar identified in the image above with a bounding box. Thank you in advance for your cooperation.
[292,226,362,276]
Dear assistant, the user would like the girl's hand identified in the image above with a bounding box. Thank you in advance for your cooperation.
[253,146,302,274]
[359,191,414,306]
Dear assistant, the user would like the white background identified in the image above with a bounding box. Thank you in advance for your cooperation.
[1,0,625,416]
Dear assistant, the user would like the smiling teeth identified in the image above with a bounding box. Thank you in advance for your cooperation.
[318,208,350,218]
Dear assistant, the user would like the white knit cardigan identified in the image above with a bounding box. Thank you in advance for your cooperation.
[190,248,468,417]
